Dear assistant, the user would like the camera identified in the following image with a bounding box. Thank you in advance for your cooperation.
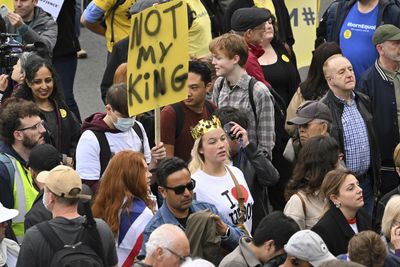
[0,33,47,72]
[223,123,242,140]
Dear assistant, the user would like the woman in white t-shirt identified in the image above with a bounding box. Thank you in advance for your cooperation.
[189,116,254,234]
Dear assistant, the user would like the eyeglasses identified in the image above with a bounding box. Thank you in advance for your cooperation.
[162,247,191,264]
[17,120,45,131]
[252,22,266,31]
[298,121,324,129]
[164,179,196,195]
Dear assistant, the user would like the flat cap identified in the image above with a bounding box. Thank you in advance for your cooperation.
[373,24,400,45]
[287,101,332,125]
[231,7,270,32]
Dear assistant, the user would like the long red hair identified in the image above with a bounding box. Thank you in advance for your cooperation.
[92,150,152,234]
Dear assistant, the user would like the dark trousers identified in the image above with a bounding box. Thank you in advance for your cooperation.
[53,54,81,122]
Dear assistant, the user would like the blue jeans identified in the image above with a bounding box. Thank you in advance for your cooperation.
[53,55,81,122]
[359,173,374,218]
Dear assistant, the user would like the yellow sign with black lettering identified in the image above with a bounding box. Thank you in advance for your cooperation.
[127,0,189,116]
[286,0,319,69]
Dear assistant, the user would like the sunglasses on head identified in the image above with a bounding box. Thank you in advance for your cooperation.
[164,179,196,195]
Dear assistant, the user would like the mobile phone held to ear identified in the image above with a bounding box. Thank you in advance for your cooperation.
[0,5,8,18]
[223,123,242,140]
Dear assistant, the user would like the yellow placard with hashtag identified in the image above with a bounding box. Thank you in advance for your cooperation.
[285,0,319,69]
[0,0,14,11]
[127,0,189,116]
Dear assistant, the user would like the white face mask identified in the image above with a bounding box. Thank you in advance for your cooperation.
[113,117,136,132]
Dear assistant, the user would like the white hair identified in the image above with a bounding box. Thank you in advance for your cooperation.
[181,259,215,267]
[145,224,185,256]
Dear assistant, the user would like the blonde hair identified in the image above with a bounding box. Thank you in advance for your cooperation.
[188,129,230,174]
[381,195,400,239]
[393,143,400,167]
[189,137,205,174]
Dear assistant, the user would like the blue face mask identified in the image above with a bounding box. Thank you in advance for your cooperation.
[113,117,136,132]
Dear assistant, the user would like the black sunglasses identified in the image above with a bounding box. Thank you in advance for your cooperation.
[164,179,196,195]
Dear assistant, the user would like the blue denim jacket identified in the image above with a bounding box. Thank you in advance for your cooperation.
[139,200,243,256]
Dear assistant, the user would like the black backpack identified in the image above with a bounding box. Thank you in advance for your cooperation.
[36,202,106,267]
[171,101,215,138]
[216,77,288,156]
[92,122,144,177]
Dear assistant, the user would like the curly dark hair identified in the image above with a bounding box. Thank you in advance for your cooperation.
[0,97,41,144]
[285,135,339,199]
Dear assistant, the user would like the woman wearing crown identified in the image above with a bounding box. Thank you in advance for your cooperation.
[189,116,254,235]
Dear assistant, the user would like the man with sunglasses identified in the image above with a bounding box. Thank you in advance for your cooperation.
[139,157,243,265]
[0,98,46,242]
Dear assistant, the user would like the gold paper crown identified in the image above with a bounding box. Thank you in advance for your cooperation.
[191,116,222,140]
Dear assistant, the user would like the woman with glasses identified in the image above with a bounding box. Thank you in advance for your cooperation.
[381,195,400,260]
[284,135,340,230]
[15,54,80,166]
[92,150,154,267]
[189,116,254,234]
[311,168,371,256]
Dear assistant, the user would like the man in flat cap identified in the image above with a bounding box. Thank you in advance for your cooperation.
[16,165,118,267]
[357,24,400,197]
[231,7,272,87]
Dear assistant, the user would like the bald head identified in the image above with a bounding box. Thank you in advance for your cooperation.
[145,224,190,267]
[323,55,356,97]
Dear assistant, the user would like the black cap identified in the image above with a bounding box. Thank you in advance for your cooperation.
[287,101,332,125]
[28,144,62,172]
[231,7,271,32]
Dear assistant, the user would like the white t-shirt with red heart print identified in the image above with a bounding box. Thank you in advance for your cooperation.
[192,165,254,234]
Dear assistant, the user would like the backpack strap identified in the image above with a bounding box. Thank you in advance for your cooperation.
[133,122,144,144]
[92,131,111,177]
[37,221,65,252]
[81,201,107,265]
[295,192,307,218]
[248,77,258,123]
[204,100,214,116]
[109,0,126,45]
[171,103,184,139]
[0,153,16,191]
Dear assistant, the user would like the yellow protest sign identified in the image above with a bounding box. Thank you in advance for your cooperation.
[127,0,189,116]
[0,0,14,11]
[285,0,319,69]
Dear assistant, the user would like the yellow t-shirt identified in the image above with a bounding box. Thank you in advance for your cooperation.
[187,0,212,58]
[93,0,136,52]
[253,0,275,15]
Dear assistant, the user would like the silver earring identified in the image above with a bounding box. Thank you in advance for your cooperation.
[335,202,341,208]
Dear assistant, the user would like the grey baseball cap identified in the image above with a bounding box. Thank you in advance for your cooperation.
[287,101,332,125]
[284,230,336,267]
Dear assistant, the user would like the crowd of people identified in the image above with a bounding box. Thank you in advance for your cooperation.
[1,0,400,266]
